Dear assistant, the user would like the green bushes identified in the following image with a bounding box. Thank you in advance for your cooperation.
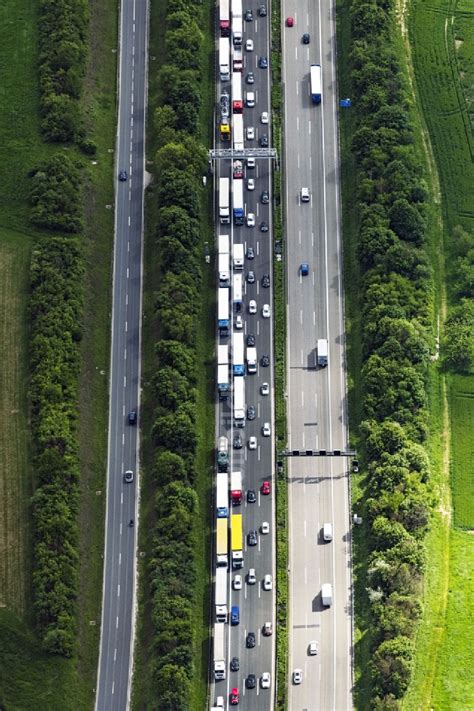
[29,238,84,655]
[146,0,208,705]
[30,154,84,233]
[38,0,89,142]
[346,0,437,704]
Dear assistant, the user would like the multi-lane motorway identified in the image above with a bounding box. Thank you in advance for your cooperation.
[95,1,148,709]
[282,1,353,710]
[212,5,276,710]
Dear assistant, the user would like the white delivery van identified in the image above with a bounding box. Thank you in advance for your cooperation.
[323,523,333,541]
[321,583,333,606]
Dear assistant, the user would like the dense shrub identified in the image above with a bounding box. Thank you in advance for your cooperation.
[30,154,83,233]
[146,1,207,704]
[38,0,89,142]
[29,238,84,655]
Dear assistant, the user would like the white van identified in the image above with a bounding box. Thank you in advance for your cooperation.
[323,523,333,542]
[246,91,255,107]
[321,583,333,606]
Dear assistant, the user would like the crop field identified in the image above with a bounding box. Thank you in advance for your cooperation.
[449,374,474,529]
[407,0,474,707]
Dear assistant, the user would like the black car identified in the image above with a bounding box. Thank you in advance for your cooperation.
[260,221,269,232]
[235,301,242,313]
[246,674,257,689]
[259,134,269,147]
[248,530,258,546]
[260,190,269,204]
[247,405,256,420]
[247,489,257,503]
[246,72,255,84]
[230,656,240,671]
[261,273,270,288]
[302,33,310,44]
[246,270,255,283]
[245,9,253,20]
[247,334,256,347]
[246,246,255,259]
[259,56,268,68]
[128,410,137,425]
[246,632,256,648]
[258,4,267,16]
[261,354,270,367]
[119,169,127,181]
[233,433,243,449]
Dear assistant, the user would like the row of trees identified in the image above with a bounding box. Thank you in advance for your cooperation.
[348,0,436,705]
[147,0,208,706]
[29,238,84,655]
[29,154,84,233]
[38,0,89,142]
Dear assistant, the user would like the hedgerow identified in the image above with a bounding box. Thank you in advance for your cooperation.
[346,0,437,705]
[38,0,89,142]
[146,0,208,705]
[29,238,84,655]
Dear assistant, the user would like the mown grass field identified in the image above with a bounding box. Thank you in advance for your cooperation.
[0,0,118,706]
[404,0,474,707]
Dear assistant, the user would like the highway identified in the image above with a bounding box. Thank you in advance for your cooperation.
[95,1,148,709]
[282,1,353,710]
[211,5,276,710]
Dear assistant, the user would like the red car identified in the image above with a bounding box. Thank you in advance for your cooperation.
[286,16,294,26]
[261,480,271,495]
[230,688,240,705]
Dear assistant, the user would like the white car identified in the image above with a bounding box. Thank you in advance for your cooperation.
[293,669,303,685]
[262,304,271,318]
[263,574,273,590]
[216,696,225,709]
[261,111,269,124]
[247,178,255,191]
[262,422,271,436]
[246,126,255,140]
[247,568,256,585]
[308,641,318,655]
[235,315,243,329]
[260,382,270,395]
[247,157,256,168]
[301,187,310,202]
[248,299,257,314]
[261,672,271,689]
[233,575,242,590]
[245,38,254,51]
[261,521,270,534]
[246,212,255,227]
[248,436,257,450]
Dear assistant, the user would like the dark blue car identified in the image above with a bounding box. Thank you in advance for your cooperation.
[231,605,240,625]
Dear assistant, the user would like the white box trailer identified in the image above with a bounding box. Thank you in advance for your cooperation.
[216,471,229,518]
[218,233,230,255]
[232,332,245,375]
[213,623,226,680]
[215,566,228,623]
[218,252,230,286]
[233,113,244,151]
[219,177,230,224]
[219,37,230,81]
[233,375,245,427]
[233,242,244,270]
[233,272,243,306]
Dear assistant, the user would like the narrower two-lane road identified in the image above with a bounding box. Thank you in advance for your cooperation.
[96,1,148,709]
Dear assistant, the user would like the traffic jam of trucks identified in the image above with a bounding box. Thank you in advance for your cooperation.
[212,0,330,696]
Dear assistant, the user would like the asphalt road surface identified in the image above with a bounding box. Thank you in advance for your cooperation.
[282,1,353,710]
[95,1,148,709]
[210,7,276,710]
